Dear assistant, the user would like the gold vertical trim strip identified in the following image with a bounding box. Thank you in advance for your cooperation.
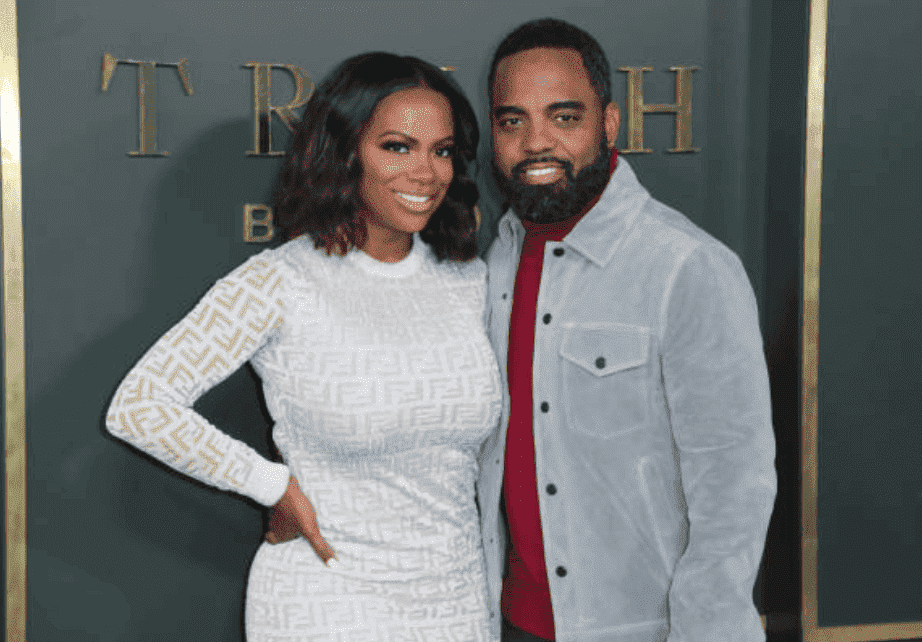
[802,0,922,638]
[802,0,827,639]
[0,0,25,640]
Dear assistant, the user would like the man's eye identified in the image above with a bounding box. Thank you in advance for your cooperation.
[498,117,521,128]
[382,141,410,153]
[556,114,579,123]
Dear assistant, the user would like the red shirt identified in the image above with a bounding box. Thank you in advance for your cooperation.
[501,151,617,640]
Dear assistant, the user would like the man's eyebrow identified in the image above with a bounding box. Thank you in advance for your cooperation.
[493,105,526,119]
[548,101,586,111]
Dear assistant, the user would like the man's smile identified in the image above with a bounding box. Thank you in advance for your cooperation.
[517,161,567,184]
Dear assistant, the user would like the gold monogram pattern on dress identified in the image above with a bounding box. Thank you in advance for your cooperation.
[240,240,501,641]
[106,254,284,499]
[108,239,503,642]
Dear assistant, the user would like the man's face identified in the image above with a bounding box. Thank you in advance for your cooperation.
[491,47,619,223]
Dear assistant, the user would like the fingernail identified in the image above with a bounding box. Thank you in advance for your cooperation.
[325,557,340,570]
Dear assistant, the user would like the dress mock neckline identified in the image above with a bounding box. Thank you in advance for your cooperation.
[346,233,425,278]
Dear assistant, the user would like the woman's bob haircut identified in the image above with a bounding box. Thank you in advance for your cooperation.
[273,52,480,262]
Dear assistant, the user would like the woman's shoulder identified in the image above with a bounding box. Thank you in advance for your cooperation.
[237,235,334,278]
[422,245,487,284]
[203,238,317,299]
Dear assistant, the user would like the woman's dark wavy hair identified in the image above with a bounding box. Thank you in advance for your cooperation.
[273,52,480,262]
[488,18,612,109]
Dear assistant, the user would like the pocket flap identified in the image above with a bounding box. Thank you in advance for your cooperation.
[560,327,650,376]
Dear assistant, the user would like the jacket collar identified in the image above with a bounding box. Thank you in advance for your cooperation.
[497,156,650,268]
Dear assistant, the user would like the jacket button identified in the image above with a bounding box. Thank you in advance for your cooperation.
[595,356,606,369]
[553,248,564,256]
[502,293,508,299]
[540,402,549,413]
[546,484,557,495]
[556,566,567,577]
[542,313,552,324]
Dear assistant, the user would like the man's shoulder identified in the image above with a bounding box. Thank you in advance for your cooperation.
[484,212,517,264]
[629,196,756,310]
[632,195,739,266]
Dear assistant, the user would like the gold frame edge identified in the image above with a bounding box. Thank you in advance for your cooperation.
[802,0,827,637]
[802,0,922,640]
[0,0,25,640]
[0,1,919,641]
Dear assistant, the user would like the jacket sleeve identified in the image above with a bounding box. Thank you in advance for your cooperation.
[660,244,777,642]
[105,252,291,507]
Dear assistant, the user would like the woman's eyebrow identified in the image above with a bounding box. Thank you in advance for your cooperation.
[377,132,455,145]
[378,130,416,141]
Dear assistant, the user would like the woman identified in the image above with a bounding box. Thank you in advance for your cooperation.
[106,52,502,641]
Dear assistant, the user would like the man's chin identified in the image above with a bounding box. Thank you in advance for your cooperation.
[511,177,568,197]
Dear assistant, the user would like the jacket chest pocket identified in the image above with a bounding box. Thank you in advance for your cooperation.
[559,327,651,438]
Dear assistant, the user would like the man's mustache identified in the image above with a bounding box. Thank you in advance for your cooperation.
[511,157,574,178]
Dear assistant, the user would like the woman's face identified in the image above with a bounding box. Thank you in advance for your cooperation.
[356,86,455,238]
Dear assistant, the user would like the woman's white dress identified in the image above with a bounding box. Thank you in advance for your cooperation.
[106,234,503,641]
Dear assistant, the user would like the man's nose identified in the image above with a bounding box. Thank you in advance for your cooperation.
[523,121,554,155]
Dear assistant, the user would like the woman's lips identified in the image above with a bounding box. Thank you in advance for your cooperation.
[393,190,438,209]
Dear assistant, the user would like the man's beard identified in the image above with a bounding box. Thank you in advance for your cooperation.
[493,140,611,224]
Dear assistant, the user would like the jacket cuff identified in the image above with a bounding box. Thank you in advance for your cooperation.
[247,460,291,507]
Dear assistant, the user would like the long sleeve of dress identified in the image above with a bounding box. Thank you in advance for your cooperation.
[105,252,292,507]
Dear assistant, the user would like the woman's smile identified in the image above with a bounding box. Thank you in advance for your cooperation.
[392,189,437,208]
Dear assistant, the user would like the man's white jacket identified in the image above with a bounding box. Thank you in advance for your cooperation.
[476,157,777,642]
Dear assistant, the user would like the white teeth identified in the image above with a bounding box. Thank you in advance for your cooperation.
[396,192,430,203]
[526,167,558,176]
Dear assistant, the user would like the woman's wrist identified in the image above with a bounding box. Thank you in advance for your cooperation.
[250,460,292,506]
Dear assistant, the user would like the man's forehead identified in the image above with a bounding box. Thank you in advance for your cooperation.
[493,47,594,103]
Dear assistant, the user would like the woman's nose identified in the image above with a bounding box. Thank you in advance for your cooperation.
[408,152,436,183]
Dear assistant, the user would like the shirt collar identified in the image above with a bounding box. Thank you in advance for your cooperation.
[498,156,649,267]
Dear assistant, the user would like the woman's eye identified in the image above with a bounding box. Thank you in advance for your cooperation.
[435,146,455,158]
[382,141,410,154]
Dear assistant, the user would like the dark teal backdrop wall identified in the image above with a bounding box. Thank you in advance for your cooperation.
[817,0,922,631]
[16,1,808,639]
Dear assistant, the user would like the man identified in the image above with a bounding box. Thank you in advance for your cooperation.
[477,18,777,642]
[266,18,776,642]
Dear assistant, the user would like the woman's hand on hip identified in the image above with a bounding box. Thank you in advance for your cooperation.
[265,476,338,565]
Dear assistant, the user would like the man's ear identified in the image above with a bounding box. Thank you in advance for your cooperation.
[604,102,620,149]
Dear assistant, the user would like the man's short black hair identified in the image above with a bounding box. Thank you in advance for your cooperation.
[488,18,612,109]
